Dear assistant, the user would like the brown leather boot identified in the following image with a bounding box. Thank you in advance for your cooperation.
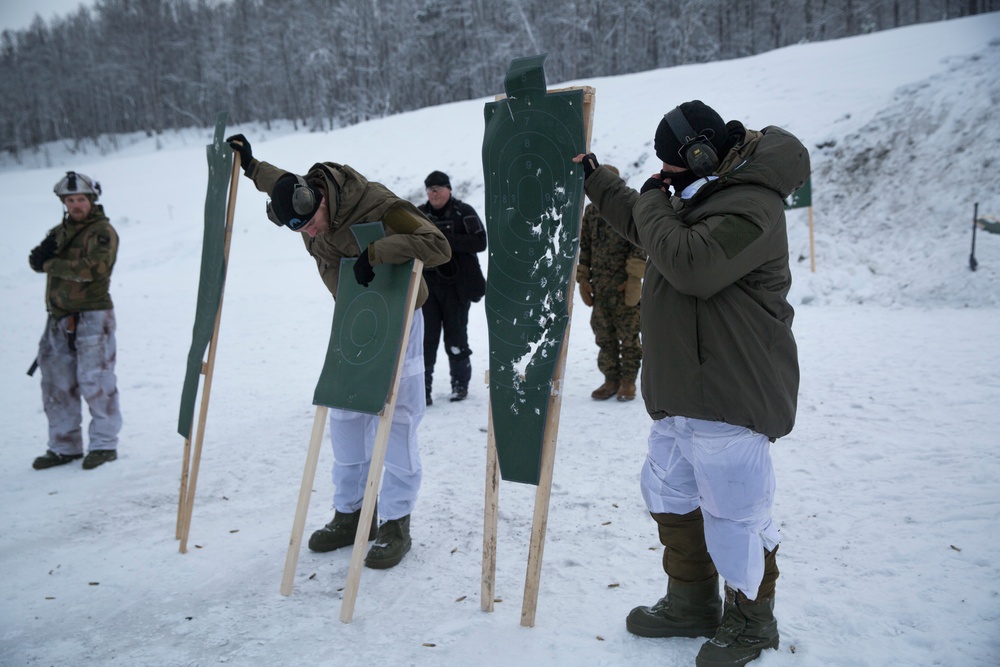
[617,379,636,401]
[591,378,620,400]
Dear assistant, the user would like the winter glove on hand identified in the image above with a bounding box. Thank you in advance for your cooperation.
[353,245,376,287]
[640,173,666,194]
[576,265,594,307]
[623,257,645,307]
[580,153,600,180]
[29,232,58,272]
[225,134,253,173]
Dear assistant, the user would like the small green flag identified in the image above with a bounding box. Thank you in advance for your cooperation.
[786,177,812,209]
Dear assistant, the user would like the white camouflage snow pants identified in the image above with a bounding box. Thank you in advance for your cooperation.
[38,310,122,455]
[641,415,780,600]
[328,310,425,521]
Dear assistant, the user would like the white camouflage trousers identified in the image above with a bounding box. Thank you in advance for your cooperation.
[329,310,425,521]
[38,310,122,455]
[641,415,781,600]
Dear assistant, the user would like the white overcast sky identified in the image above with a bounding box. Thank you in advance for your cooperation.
[0,0,94,33]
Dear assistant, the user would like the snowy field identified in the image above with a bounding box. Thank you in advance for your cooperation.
[1,13,999,667]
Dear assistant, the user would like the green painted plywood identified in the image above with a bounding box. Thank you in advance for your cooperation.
[313,222,415,414]
[178,112,232,438]
[482,55,587,485]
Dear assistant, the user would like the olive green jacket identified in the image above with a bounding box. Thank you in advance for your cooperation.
[248,159,450,308]
[39,204,118,319]
[585,125,809,439]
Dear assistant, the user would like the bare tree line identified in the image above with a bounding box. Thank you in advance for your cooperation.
[1,0,996,158]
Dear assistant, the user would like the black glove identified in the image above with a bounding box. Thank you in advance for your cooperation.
[225,134,253,173]
[29,232,58,272]
[640,174,666,194]
[353,246,376,287]
[580,153,600,179]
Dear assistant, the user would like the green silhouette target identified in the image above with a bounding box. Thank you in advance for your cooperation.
[482,55,587,485]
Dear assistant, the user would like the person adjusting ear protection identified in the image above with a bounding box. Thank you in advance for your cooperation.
[572,100,810,667]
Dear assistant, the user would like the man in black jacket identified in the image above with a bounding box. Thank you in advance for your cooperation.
[418,171,486,404]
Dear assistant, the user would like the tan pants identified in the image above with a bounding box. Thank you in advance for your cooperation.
[38,310,122,455]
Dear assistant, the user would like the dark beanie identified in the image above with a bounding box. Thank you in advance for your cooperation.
[269,173,320,227]
[424,170,451,189]
[654,100,728,168]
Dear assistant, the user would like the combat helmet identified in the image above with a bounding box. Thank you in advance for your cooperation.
[53,171,101,202]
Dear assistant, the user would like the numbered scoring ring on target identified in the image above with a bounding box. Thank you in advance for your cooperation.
[497,124,574,227]
[338,291,390,366]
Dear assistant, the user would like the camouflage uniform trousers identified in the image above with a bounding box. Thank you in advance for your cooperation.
[590,287,641,382]
[38,309,122,455]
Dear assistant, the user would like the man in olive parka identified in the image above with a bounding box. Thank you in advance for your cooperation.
[573,100,809,667]
[227,134,451,570]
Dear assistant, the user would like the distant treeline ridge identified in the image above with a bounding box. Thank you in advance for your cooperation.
[2,0,996,156]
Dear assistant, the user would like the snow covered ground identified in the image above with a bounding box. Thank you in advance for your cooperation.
[1,13,999,667]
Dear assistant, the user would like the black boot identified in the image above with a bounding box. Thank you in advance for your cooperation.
[696,585,779,666]
[82,449,117,469]
[32,450,83,470]
[449,383,468,402]
[364,515,411,569]
[627,508,722,637]
[626,576,722,638]
[308,506,378,553]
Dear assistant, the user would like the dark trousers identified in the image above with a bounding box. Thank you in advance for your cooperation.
[422,283,472,391]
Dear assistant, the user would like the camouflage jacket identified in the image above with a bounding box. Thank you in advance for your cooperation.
[38,204,118,319]
[579,202,646,295]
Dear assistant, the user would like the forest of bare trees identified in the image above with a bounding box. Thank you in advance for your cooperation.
[1,0,996,156]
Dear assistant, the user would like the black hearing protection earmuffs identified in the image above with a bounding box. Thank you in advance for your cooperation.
[266,173,319,230]
[664,108,720,177]
[289,174,318,217]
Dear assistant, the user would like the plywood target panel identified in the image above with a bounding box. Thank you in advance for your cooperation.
[482,55,589,485]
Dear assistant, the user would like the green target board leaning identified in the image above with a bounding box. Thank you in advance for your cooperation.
[313,222,414,415]
[178,112,233,439]
[482,55,588,485]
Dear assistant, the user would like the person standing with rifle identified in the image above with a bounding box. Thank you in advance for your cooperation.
[29,171,122,470]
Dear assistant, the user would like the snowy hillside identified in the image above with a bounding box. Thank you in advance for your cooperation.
[1,13,999,667]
